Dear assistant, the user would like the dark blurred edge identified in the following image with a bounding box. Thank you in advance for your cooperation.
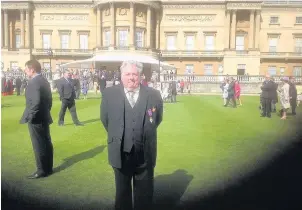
[2,117,302,210]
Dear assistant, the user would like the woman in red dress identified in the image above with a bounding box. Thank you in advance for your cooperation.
[234,80,242,106]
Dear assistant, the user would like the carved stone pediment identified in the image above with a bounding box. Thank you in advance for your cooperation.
[227,2,261,10]
[166,14,216,23]
[34,4,93,9]
[162,4,225,9]
[2,2,31,10]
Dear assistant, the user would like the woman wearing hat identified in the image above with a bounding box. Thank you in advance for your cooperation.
[278,77,290,120]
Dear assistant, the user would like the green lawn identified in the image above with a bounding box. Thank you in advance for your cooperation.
[1,93,301,209]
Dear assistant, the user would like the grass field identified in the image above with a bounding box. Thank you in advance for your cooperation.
[1,93,301,210]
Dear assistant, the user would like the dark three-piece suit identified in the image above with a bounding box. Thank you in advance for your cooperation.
[57,77,81,125]
[20,74,53,175]
[101,84,163,210]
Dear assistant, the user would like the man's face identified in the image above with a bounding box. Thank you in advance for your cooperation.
[290,78,295,83]
[24,65,34,78]
[121,64,140,90]
[64,71,71,79]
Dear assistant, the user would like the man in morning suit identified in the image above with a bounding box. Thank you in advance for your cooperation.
[101,60,163,210]
[20,60,53,179]
[57,70,83,126]
[289,76,297,115]
[260,75,275,118]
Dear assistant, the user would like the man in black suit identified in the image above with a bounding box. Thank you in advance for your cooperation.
[289,76,297,115]
[57,70,83,126]
[15,76,22,96]
[260,75,275,118]
[224,77,237,108]
[171,80,177,103]
[101,60,163,210]
[20,60,53,179]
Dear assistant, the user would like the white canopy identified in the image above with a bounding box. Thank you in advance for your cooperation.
[60,53,176,71]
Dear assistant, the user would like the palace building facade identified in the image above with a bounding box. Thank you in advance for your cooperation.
[1,0,302,76]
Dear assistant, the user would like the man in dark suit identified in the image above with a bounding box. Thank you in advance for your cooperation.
[171,80,177,103]
[289,76,297,115]
[270,77,278,113]
[15,76,22,96]
[101,60,163,210]
[20,59,53,179]
[260,75,275,118]
[224,77,237,108]
[57,70,83,126]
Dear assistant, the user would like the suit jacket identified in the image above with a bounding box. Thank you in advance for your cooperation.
[228,81,235,95]
[261,80,275,99]
[271,81,278,102]
[171,81,177,95]
[20,74,53,124]
[289,82,297,99]
[101,84,163,169]
[57,77,76,101]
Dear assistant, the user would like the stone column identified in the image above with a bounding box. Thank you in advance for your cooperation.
[248,10,255,49]
[26,10,30,48]
[129,2,135,48]
[254,10,261,49]
[110,2,115,47]
[20,9,25,48]
[156,13,160,49]
[4,10,9,48]
[230,10,237,49]
[96,6,101,47]
[224,10,231,49]
[146,6,151,48]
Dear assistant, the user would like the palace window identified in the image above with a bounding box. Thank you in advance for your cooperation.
[42,34,51,49]
[79,34,88,50]
[295,38,302,53]
[205,35,215,50]
[166,34,177,50]
[293,66,302,77]
[60,34,69,49]
[236,35,245,51]
[296,17,302,24]
[135,30,144,48]
[185,35,195,50]
[204,64,213,75]
[104,30,111,46]
[15,34,21,49]
[269,37,278,52]
[268,66,277,76]
[270,16,279,24]
[118,29,128,47]
[10,61,18,70]
[185,64,194,74]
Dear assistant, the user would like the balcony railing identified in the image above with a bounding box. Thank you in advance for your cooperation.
[161,50,224,57]
[161,74,302,84]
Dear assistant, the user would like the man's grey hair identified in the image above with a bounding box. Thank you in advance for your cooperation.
[120,60,143,75]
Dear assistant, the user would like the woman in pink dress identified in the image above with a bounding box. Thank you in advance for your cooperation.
[234,80,242,106]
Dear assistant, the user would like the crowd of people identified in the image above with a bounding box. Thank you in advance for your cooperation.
[219,75,301,120]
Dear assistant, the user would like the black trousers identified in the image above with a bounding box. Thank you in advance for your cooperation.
[113,148,154,210]
[58,99,80,124]
[16,87,21,95]
[225,94,236,107]
[261,98,272,117]
[290,98,297,114]
[28,123,53,174]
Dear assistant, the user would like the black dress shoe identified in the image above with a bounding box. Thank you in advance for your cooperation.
[27,172,47,179]
[75,122,84,126]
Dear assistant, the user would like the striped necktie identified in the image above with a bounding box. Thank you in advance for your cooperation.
[128,91,135,108]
